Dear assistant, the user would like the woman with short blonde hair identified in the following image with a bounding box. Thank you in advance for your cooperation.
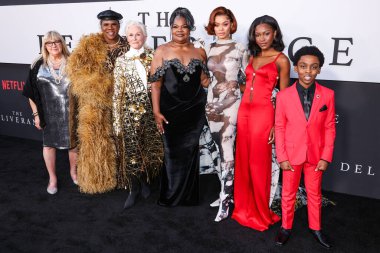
[23,30,77,195]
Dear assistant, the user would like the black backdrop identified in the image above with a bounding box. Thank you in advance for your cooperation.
[0,63,41,140]
[321,80,379,199]
[0,63,379,199]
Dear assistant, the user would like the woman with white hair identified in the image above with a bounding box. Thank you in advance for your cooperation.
[113,20,163,209]
[23,30,77,194]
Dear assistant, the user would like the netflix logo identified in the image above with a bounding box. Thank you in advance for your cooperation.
[2,79,25,91]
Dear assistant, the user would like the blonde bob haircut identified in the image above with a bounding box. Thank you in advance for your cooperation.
[41,31,70,65]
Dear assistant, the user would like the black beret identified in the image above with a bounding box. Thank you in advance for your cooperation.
[97,9,123,21]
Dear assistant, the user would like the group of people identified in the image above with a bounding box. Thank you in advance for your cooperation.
[23,6,336,249]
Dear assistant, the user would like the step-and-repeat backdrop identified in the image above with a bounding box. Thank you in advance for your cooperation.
[0,0,379,199]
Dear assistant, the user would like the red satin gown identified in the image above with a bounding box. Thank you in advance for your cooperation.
[232,53,282,231]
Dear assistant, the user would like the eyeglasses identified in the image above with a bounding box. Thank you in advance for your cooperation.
[45,41,62,47]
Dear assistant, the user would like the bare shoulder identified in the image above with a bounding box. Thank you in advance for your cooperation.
[153,44,167,56]
[195,47,207,61]
[153,44,173,62]
[277,53,290,66]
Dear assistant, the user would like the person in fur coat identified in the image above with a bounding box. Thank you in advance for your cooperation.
[66,10,129,194]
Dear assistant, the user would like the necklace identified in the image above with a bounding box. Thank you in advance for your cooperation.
[49,58,62,65]
[107,37,121,48]
[47,57,66,84]
[170,41,191,48]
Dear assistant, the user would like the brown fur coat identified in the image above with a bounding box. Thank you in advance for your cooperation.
[67,33,120,194]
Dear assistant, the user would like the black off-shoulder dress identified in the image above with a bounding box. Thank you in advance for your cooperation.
[149,58,209,206]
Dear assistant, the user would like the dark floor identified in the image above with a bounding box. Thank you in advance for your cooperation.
[0,135,379,253]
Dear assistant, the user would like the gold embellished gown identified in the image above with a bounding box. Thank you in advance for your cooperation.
[113,47,163,190]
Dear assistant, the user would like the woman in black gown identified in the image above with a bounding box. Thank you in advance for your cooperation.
[150,7,210,206]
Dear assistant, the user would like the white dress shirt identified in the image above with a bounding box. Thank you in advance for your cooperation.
[125,47,147,88]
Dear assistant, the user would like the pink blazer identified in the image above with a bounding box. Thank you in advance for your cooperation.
[275,82,336,165]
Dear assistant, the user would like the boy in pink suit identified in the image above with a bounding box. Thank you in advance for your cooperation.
[274,46,336,249]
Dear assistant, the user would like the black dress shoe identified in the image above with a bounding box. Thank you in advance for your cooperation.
[275,227,292,246]
[123,179,141,210]
[123,190,139,209]
[309,229,332,249]
[140,180,151,199]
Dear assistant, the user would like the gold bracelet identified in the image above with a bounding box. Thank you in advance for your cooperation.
[32,112,39,116]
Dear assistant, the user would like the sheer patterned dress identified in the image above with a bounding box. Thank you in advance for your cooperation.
[200,39,248,221]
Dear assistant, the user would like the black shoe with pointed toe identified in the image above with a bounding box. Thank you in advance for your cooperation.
[140,180,151,199]
[123,190,139,209]
[275,227,292,246]
[310,229,332,249]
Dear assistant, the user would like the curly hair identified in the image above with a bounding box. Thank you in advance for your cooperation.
[248,15,285,56]
[292,46,325,67]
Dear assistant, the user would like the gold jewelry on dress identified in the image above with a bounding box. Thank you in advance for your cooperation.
[107,37,121,48]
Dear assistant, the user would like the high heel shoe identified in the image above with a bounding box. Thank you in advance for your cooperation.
[210,198,220,207]
[123,190,139,209]
[123,179,140,209]
[214,205,229,222]
[140,180,151,199]
[214,193,232,222]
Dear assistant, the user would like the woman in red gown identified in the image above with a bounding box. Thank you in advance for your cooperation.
[232,15,290,231]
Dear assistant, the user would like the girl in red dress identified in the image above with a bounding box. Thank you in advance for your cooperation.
[232,15,290,231]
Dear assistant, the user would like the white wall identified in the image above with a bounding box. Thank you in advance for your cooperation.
[0,0,378,83]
